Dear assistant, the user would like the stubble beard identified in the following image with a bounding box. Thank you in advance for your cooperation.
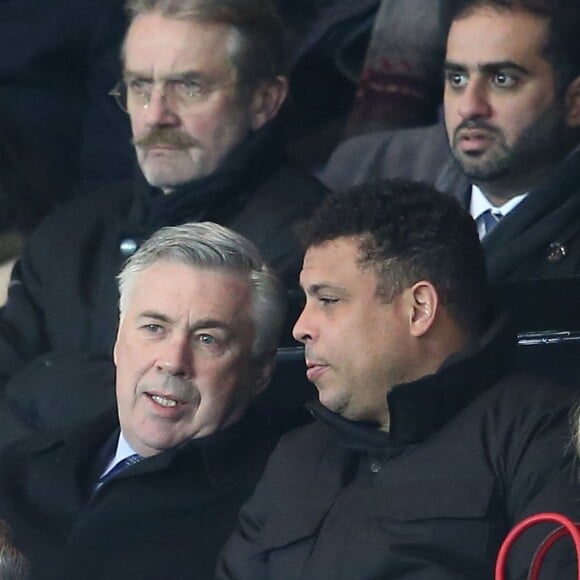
[450,103,568,195]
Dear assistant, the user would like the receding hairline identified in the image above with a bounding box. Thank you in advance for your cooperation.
[121,0,289,81]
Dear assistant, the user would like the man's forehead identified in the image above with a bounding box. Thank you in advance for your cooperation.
[300,238,379,290]
[302,238,360,267]
[127,263,250,308]
[447,6,550,61]
[123,12,232,73]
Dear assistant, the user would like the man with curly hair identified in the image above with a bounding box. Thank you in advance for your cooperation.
[218,179,580,580]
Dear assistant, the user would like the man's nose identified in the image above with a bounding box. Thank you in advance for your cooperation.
[292,305,315,344]
[456,80,492,120]
[144,84,180,126]
[155,335,193,377]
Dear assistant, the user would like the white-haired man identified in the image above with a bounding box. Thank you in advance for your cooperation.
[0,222,286,579]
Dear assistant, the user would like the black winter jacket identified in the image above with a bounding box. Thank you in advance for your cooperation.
[217,321,580,580]
[0,408,278,580]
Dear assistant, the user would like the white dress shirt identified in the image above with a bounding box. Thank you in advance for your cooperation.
[99,431,139,480]
[469,185,527,239]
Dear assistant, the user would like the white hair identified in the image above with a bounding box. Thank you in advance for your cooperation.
[117,222,286,357]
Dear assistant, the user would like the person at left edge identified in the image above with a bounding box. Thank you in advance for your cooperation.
[0,221,286,580]
[0,0,328,447]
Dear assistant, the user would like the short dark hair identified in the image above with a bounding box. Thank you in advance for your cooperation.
[299,179,488,336]
[450,0,580,94]
[125,0,288,82]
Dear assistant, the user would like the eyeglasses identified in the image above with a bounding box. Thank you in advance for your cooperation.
[109,77,240,113]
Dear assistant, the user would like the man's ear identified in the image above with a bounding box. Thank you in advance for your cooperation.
[249,76,289,131]
[252,352,276,396]
[113,337,119,367]
[112,316,122,367]
[565,76,580,128]
[406,281,439,338]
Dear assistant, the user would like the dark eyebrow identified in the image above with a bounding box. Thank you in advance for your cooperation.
[443,61,468,73]
[444,60,530,76]
[303,283,349,296]
[478,61,530,76]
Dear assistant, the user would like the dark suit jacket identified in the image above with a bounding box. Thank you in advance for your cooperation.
[0,409,279,580]
[321,124,580,282]
[218,322,580,580]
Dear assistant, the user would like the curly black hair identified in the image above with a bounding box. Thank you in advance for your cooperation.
[299,178,489,336]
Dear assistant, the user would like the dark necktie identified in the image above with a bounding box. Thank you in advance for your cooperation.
[96,453,143,490]
[479,209,502,238]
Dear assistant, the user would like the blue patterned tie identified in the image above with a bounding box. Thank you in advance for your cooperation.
[480,209,502,237]
[96,454,143,490]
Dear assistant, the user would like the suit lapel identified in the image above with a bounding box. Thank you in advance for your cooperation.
[23,413,119,510]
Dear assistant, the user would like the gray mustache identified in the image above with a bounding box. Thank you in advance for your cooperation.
[140,375,200,404]
[132,128,199,149]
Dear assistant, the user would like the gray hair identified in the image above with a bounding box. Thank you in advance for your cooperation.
[117,222,286,358]
[0,521,29,580]
[124,0,288,84]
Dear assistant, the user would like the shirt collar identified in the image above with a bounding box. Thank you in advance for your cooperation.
[469,185,527,221]
[468,141,579,222]
[100,431,139,478]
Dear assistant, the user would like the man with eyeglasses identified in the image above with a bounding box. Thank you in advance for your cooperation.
[0,0,327,448]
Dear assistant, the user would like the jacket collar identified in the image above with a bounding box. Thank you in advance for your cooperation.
[309,316,516,449]
[163,407,278,489]
[110,407,277,489]
[437,142,580,281]
[24,407,277,492]
[482,146,580,279]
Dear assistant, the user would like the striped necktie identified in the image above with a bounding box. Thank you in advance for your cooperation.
[96,453,143,490]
